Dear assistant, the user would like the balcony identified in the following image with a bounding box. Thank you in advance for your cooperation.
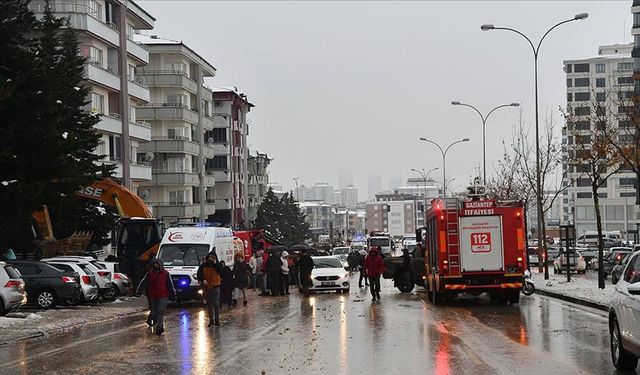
[29,1,119,46]
[130,120,151,141]
[150,202,215,219]
[128,79,150,102]
[131,163,152,181]
[202,115,214,131]
[214,199,232,210]
[203,144,215,159]
[138,71,198,93]
[95,114,122,135]
[211,143,230,156]
[84,63,120,91]
[142,136,200,155]
[126,39,149,64]
[137,104,199,124]
[152,170,200,186]
[212,169,231,182]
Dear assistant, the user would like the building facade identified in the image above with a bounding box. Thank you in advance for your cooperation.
[210,89,253,228]
[341,185,358,209]
[365,201,415,237]
[247,152,271,225]
[312,183,334,204]
[30,0,156,190]
[562,43,639,237]
[135,35,217,222]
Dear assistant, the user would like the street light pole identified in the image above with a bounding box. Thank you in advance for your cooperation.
[419,138,470,198]
[451,101,519,185]
[481,12,588,281]
[411,167,438,227]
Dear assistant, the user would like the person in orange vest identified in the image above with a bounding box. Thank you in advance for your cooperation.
[197,252,223,327]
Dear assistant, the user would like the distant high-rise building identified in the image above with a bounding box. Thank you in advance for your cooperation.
[295,184,314,202]
[338,170,354,189]
[367,175,382,200]
[342,185,358,208]
[333,190,343,205]
[312,182,334,204]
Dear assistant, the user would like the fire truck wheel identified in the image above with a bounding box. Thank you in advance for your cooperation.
[508,291,520,304]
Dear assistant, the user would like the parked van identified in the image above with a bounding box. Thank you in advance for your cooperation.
[156,225,235,302]
[576,231,621,248]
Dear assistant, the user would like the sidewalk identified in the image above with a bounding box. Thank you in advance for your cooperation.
[531,270,614,311]
[0,297,148,345]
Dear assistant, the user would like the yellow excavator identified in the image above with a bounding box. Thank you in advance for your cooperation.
[31,179,162,283]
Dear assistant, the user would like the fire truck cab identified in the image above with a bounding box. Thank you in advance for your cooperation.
[423,183,526,304]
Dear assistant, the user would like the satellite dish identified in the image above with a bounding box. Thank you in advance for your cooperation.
[144,152,155,162]
[140,189,151,201]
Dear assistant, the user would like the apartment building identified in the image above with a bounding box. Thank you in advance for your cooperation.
[365,201,415,237]
[562,43,639,236]
[210,89,254,228]
[341,185,359,209]
[29,0,156,189]
[134,35,217,222]
[312,183,334,204]
[247,152,271,225]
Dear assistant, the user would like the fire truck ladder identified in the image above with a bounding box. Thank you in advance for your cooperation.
[445,200,460,275]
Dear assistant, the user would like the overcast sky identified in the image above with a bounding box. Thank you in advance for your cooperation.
[138,0,631,198]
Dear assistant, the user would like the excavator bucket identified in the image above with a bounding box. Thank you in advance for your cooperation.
[41,231,93,258]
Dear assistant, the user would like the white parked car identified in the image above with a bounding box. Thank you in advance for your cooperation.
[43,260,99,303]
[609,251,640,370]
[331,247,350,269]
[553,251,587,274]
[97,261,130,296]
[309,256,350,294]
[0,261,26,316]
[43,257,116,301]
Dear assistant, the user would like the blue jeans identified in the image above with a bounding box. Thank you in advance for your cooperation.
[204,287,220,322]
[149,298,168,330]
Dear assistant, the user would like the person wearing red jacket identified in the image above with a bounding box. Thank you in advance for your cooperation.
[365,246,385,301]
[137,258,176,335]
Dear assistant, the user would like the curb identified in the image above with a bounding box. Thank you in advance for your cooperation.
[535,288,608,312]
[0,306,148,346]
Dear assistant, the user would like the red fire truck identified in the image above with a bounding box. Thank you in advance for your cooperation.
[423,187,526,304]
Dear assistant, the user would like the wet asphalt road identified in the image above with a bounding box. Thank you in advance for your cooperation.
[0,277,632,375]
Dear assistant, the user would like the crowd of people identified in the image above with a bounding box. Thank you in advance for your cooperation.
[137,245,388,333]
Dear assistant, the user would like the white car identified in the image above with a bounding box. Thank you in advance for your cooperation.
[97,261,131,296]
[609,251,640,370]
[43,257,116,300]
[309,256,350,293]
[0,261,26,316]
[553,251,587,274]
[331,247,350,269]
[43,260,99,303]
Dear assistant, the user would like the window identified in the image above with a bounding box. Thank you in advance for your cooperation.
[51,263,74,272]
[88,0,102,20]
[108,135,121,161]
[126,24,134,39]
[166,94,186,106]
[574,92,590,101]
[620,178,637,186]
[169,191,187,205]
[596,78,606,87]
[619,105,634,114]
[574,78,590,87]
[566,64,573,73]
[595,63,605,73]
[130,144,137,163]
[618,76,633,85]
[577,135,591,144]
[566,78,573,88]
[576,178,591,187]
[165,62,187,74]
[90,92,104,114]
[618,62,634,71]
[575,121,590,130]
[606,205,625,220]
[619,91,633,100]
[211,155,228,170]
[167,127,186,139]
[14,264,39,275]
[574,63,590,73]
[212,128,227,143]
[574,107,590,116]
[623,255,640,284]
[596,92,606,102]
[128,64,136,81]
[168,158,186,172]
[576,192,592,198]
[567,93,573,102]
[619,120,632,128]
[89,46,103,67]
[621,192,637,198]
[201,100,210,117]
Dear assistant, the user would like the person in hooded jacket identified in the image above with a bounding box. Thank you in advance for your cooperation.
[219,261,234,308]
[358,251,369,288]
[137,258,176,335]
[297,248,314,297]
[232,254,250,307]
[365,246,385,301]
[266,252,282,296]
[197,252,223,326]
[280,251,290,295]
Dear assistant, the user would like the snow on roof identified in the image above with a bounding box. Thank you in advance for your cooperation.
[134,34,181,45]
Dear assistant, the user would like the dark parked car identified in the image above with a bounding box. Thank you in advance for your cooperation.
[7,261,81,309]
[604,249,634,278]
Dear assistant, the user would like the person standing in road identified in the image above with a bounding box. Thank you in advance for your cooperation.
[232,254,250,307]
[365,246,385,301]
[248,252,257,289]
[255,251,266,295]
[297,248,314,297]
[358,251,369,288]
[136,258,176,335]
[219,261,234,308]
[266,251,282,296]
[197,252,222,327]
[280,251,290,295]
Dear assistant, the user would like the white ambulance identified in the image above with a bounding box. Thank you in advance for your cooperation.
[156,225,235,302]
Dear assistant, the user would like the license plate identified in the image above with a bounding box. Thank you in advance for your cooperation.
[321,281,335,286]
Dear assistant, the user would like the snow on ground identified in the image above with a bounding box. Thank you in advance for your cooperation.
[532,270,615,307]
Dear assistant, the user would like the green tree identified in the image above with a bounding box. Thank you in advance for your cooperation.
[254,188,310,244]
[0,2,113,253]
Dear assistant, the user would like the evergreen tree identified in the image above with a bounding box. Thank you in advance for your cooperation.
[0,2,113,252]
[254,188,310,244]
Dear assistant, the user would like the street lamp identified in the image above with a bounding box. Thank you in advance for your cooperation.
[451,101,519,185]
[419,137,470,198]
[481,12,588,281]
[411,167,438,226]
